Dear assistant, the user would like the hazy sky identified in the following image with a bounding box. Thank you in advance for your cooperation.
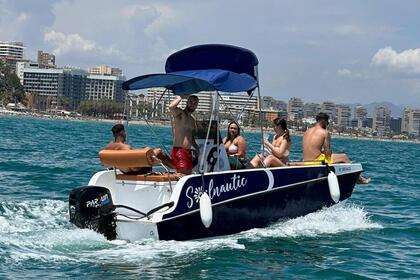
[1,0,420,106]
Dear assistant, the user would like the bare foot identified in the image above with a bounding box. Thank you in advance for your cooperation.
[357,176,371,184]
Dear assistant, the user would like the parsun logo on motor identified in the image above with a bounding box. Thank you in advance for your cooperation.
[86,193,110,208]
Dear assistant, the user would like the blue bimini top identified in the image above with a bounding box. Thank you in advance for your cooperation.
[122,44,259,95]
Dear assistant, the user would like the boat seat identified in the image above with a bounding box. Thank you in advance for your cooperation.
[116,172,185,182]
[99,148,154,168]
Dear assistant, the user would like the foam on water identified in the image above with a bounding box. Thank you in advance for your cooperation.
[242,202,383,240]
[0,198,382,266]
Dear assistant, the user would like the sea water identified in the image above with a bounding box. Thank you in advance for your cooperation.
[0,116,419,279]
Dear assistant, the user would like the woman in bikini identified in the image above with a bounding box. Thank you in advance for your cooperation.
[250,118,291,168]
[223,121,247,169]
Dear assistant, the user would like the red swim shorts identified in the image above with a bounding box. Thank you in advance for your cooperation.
[171,147,193,173]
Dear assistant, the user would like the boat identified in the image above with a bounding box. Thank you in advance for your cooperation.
[69,44,365,241]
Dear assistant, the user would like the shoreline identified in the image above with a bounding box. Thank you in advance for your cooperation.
[2,111,419,144]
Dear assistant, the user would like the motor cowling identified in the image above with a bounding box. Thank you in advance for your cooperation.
[69,186,116,240]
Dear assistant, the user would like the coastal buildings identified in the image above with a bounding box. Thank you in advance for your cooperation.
[23,67,88,111]
[0,41,25,72]
[85,74,125,103]
[407,109,420,136]
[321,101,336,123]
[390,117,402,133]
[0,41,24,60]
[354,106,368,128]
[37,50,55,67]
[401,108,410,133]
[22,63,126,111]
[263,96,287,112]
[89,65,123,77]
[372,106,391,136]
[336,104,351,128]
[287,97,304,121]
[303,102,320,119]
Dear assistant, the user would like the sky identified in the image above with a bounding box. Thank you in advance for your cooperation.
[1,0,420,107]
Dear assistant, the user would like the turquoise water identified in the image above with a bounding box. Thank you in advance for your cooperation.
[0,116,419,279]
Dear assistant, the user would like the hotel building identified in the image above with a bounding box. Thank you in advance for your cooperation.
[37,50,55,67]
[408,109,420,137]
[0,41,24,60]
[85,74,125,103]
[336,104,352,128]
[22,64,126,111]
[320,101,336,123]
[287,97,304,121]
[303,102,320,118]
[372,106,391,135]
[401,108,410,133]
[0,41,25,72]
[89,65,123,77]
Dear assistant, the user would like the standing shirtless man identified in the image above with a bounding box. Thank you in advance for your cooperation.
[303,112,370,184]
[169,95,200,174]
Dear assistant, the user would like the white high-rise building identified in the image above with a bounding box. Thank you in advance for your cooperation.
[85,75,125,103]
[0,41,24,60]
[321,101,336,122]
[372,106,391,135]
[401,108,410,133]
[353,106,367,128]
[287,97,304,121]
[336,105,351,128]
[408,109,420,137]
[303,102,320,118]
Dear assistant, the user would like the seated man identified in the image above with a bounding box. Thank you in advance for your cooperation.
[104,124,174,174]
[302,113,371,184]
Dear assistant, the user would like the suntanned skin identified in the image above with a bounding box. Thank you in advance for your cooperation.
[302,121,333,161]
[303,120,349,163]
[169,95,200,151]
[303,119,371,184]
[168,95,200,174]
[250,124,290,167]
[223,123,246,158]
[104,130,175,172]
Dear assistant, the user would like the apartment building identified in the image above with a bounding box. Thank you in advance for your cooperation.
[372,106,391,135]
[408,109,420,136]
[320,101,336,122]
[336,104,351,128]
[0,41,25,72]
[303,102,320,118]
[37,50,55,67]
[287,97,304,121]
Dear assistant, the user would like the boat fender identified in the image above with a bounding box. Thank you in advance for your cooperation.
[328,171,340,203]
[199,193,212,228]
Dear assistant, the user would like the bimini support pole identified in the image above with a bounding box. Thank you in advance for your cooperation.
[255,66,264,155]
[199,91,217,173]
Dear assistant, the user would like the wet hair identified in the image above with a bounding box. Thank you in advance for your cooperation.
[224,121,241,144]
[273,117,290,142]
[316,112,330,123]
[111,124,125,138]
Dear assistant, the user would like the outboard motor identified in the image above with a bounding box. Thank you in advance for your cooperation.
[69,186,116,240]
